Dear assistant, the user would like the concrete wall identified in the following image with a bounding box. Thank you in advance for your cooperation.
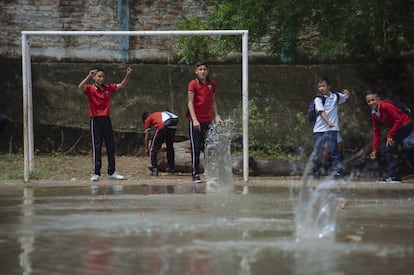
[1,1,413,157]
[3,59,402,156]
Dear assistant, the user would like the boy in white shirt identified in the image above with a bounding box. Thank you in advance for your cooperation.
[311,76,350,179]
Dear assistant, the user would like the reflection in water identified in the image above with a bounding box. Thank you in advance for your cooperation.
[0,184,412,274]
[91,185,124,196]
[205,119,235,193]
[91,185,177,196]
[19,187,34,275]
[186,232,216,275]
[293,240,344,275]
[239,251,253,275]
[83,235,113,275]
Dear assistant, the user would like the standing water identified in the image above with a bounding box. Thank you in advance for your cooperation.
[204,119,235,192]
[203,117,340,239]
[1,123,414,274]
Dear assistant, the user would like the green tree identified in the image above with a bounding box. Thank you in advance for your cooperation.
[176,0,413,64]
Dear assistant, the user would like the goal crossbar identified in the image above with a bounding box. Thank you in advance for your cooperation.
[21,30,249,182]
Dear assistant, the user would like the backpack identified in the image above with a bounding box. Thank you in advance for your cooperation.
[307,92,339,125]
[390,99,412,118]
[162,111,179,129]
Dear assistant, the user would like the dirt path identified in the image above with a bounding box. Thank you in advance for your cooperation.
[1,155,414,190]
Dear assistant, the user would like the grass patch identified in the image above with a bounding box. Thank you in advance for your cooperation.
[0,154,24,180]
[0,153,92,180]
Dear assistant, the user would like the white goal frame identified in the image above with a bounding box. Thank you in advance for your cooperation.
[21,30,249,182]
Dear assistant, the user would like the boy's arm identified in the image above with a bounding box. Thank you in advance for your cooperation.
[343,89,351,99]
[144,129,150,156]
[370,117,381,159]
[117,66,133,89]
[187,92,200,129]
[339,89,351,103]
[78,69,96,92]
[319,111,335,128]
[315,97,334,127]
[212,94,223,124]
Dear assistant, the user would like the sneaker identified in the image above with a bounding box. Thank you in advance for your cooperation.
[151,168,159,176]
[334,173,344,180]
[377,176,401,184]
[107,171,125,180]
[165,167,175,174]
[192,175,202,183]
[90,174,100,181]
[312,172,320,180]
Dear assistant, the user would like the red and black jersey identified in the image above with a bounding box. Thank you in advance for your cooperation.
[144,111,179,131]
[84,83,117,118]
[371,100,412,151]
[144,112,164,131]
[188,78,216,123]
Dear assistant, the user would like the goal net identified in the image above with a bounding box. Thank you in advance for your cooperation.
[21,30,249,182]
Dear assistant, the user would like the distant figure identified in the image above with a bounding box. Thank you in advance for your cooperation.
[187,61,223,183]
[310,76,350,179]
[142,111,178,176]
[78,66,132,181]
[0,114,8,134]
[366,92,412,183]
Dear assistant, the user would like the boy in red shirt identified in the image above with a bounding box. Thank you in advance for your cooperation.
[142,111,178,176]
[366,92,412,183]
[79,66,132,181]
[187,61,223,183]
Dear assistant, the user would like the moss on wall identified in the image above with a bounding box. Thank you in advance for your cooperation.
[1,59,413,157]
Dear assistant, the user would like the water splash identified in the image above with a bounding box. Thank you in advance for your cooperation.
[294,179,339,240]
[204,119,235,192]
[294,159,340,240]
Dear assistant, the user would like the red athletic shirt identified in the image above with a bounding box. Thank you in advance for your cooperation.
[84,84,117,118]
[144,112,164,131]
[371,100,412,151]
[187,78,216,123]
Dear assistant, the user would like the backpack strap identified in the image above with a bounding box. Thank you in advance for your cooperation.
[315,93,326,105]
[332,92,339,104]
[319,92,339,105]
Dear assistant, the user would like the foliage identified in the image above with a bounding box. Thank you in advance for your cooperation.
[176,0,413,64]
[175,17,212,64]
[232,101,310,159]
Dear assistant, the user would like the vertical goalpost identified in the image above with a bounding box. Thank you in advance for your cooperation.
[21,30,249,182]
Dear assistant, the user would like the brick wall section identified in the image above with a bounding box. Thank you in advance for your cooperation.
[0,0,214,61]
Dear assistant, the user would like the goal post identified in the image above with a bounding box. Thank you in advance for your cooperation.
[21,30,249,182]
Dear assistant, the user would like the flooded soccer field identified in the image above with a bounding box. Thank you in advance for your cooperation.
[0,182,414,275]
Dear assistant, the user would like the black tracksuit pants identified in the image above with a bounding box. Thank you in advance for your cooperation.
[384,123,412,178]
[150,127,176,170]
[189,121,211,177]
[90,116,116,176]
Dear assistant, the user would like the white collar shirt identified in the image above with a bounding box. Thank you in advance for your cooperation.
[313,92,349,133]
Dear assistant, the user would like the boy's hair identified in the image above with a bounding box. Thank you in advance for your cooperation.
[142,112,150,124]
[365,91,378,97]
[195,61,208,68]
[93,68,104,73]
[317,76,330,85]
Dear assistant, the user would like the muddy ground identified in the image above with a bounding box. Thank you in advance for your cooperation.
[1,156,414,191]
